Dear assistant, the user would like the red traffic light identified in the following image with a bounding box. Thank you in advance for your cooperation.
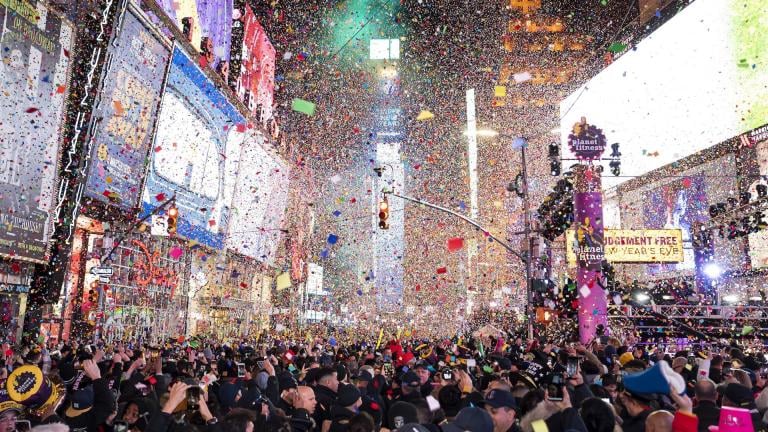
[378,198,389,229]
[167,205,178,234]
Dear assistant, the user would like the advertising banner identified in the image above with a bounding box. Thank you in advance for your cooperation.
[0,1,74,262]
[236,4,275,121]
[141,46,245,250]
[225,131,289,263]
[736,123,768,268]
[567,229,684,265]
[156,0,233,69]
[84,4,171,210]
[643,175,708,272]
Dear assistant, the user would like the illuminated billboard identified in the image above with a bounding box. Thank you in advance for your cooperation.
[567,229,684,266]
[225,131,289,263]
[0,1,74,263]
[142,46,245,249]
[156,0,233,69]
[85,4,171,210]
[236,4,275,121]
[560,0,768,189]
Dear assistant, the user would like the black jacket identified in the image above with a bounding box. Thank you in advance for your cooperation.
[290,408,316,432]
[621,409,651,432]
[313,385,338,428]
[692,400,720,432]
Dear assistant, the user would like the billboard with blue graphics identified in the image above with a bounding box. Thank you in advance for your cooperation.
[141,46,245,249]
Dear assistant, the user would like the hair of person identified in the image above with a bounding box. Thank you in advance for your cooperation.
[317,366,337,384]
[519,389,545,417]
[511,384,530,399]
[694,379,718,400]
[489,378,512,392]
[589,385,610,399]
[733,369,752,389]
[348,412,376,432]
[579,398,617,432]
[520,401,561,432]
[222,408,257,432]
[411,398,433,424]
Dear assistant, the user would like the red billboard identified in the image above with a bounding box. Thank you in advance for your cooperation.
[236,4,275,122]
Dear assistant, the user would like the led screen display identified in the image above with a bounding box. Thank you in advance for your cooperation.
[560,0,768,190]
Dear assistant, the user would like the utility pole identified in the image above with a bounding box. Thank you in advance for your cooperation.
[520,147,535,340]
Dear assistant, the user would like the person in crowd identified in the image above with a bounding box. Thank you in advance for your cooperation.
[480,389,520,432]
[314,367,340,431]
[645,410,673,432]
[692,379,719,432]
[329,384,363,432]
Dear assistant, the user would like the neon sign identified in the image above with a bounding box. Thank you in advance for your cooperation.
[131,240,180,297]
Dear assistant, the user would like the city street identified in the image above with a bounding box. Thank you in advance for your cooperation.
[0,0,767,431]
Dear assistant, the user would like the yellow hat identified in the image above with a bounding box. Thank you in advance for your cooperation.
[618,352,635,367]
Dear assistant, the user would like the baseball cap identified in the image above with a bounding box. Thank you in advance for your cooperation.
[723,383,755,408]
[65,386,94,418]
[337,384,361,407]
[442,406,494,432]
[480,389,518,411]
[355,369,374,382]
[396,424,430,432]
[400,371,421,387]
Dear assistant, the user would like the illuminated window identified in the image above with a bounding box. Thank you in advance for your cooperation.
[370,39,400,60]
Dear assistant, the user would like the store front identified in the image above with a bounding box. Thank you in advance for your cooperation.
[187,252,261,340]
[0,261,35,344]
[59,216,190,343]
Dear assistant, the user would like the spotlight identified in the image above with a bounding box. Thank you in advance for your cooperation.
[634,292,650,303]
[702,262,723,279]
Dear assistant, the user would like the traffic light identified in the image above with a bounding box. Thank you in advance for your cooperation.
[167,205,178,234]
[88,280,98,303]
[548,143,560,176]
[378,197,389,229]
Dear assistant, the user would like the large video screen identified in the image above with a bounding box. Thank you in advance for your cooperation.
[156,0,233,69]
[85,4,171,210]
[235,4,275,121]
[225,131,289,263]
[141,46,245,249]
[0,1,74,262]
[560,0,768,189]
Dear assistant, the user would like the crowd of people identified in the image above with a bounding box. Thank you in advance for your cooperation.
[1,331,767,432]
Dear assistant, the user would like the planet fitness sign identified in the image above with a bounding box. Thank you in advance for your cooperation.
[567,117,606,161]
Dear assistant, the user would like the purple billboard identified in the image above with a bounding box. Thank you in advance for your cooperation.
[155,0,233,69]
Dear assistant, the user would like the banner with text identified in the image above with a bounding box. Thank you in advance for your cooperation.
[85,4,171,210]
[567,229,684,266]
[0,1,74,262]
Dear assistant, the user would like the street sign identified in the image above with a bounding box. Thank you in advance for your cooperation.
[151,215,170,236]
[90,265,113,283]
